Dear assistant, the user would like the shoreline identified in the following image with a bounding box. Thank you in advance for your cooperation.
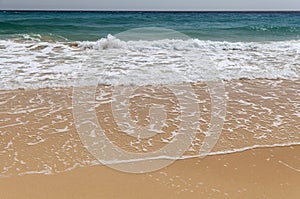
[1,77,299,92]
[0,78,299,198]
[0,145,299,198]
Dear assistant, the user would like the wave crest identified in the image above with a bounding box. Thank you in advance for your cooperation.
[0,35,299,89]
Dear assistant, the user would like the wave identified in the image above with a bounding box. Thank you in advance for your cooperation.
[0,35,299,89]
[221,25,300,33]
[0,21,83,32]
[83,142,300,165]
[4,142,300,178]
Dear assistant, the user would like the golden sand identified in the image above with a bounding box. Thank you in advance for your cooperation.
[0,79,299,198]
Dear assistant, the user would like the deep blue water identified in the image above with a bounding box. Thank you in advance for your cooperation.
[0,11,300,41]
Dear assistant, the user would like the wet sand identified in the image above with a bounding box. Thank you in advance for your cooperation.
[0,79,299,198]
[0,145,299,199]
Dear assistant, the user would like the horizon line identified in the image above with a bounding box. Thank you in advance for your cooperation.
[1,9,300,12]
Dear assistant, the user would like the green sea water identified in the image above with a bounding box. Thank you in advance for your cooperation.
[0,11,300,41]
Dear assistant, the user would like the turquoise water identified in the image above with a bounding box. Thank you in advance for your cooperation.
[0,11,300,41]
[1,11,299,89]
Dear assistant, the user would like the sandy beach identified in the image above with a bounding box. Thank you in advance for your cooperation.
[0,79,299,198]
[0,145,299,199]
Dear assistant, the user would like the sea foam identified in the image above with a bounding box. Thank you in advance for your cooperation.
[0,35,299,89]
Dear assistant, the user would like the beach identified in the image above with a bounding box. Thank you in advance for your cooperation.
[0,79,299,198]
[1,11,300,198]
[0,145,299,199]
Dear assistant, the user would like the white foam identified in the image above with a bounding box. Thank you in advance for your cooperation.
[80,142,300,165]
[0,35,299,89]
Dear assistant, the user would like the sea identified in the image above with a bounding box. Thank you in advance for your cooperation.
[0,11,299,88]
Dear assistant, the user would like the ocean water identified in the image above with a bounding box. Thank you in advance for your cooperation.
[1,11,300,41]
[0,11,300,88]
